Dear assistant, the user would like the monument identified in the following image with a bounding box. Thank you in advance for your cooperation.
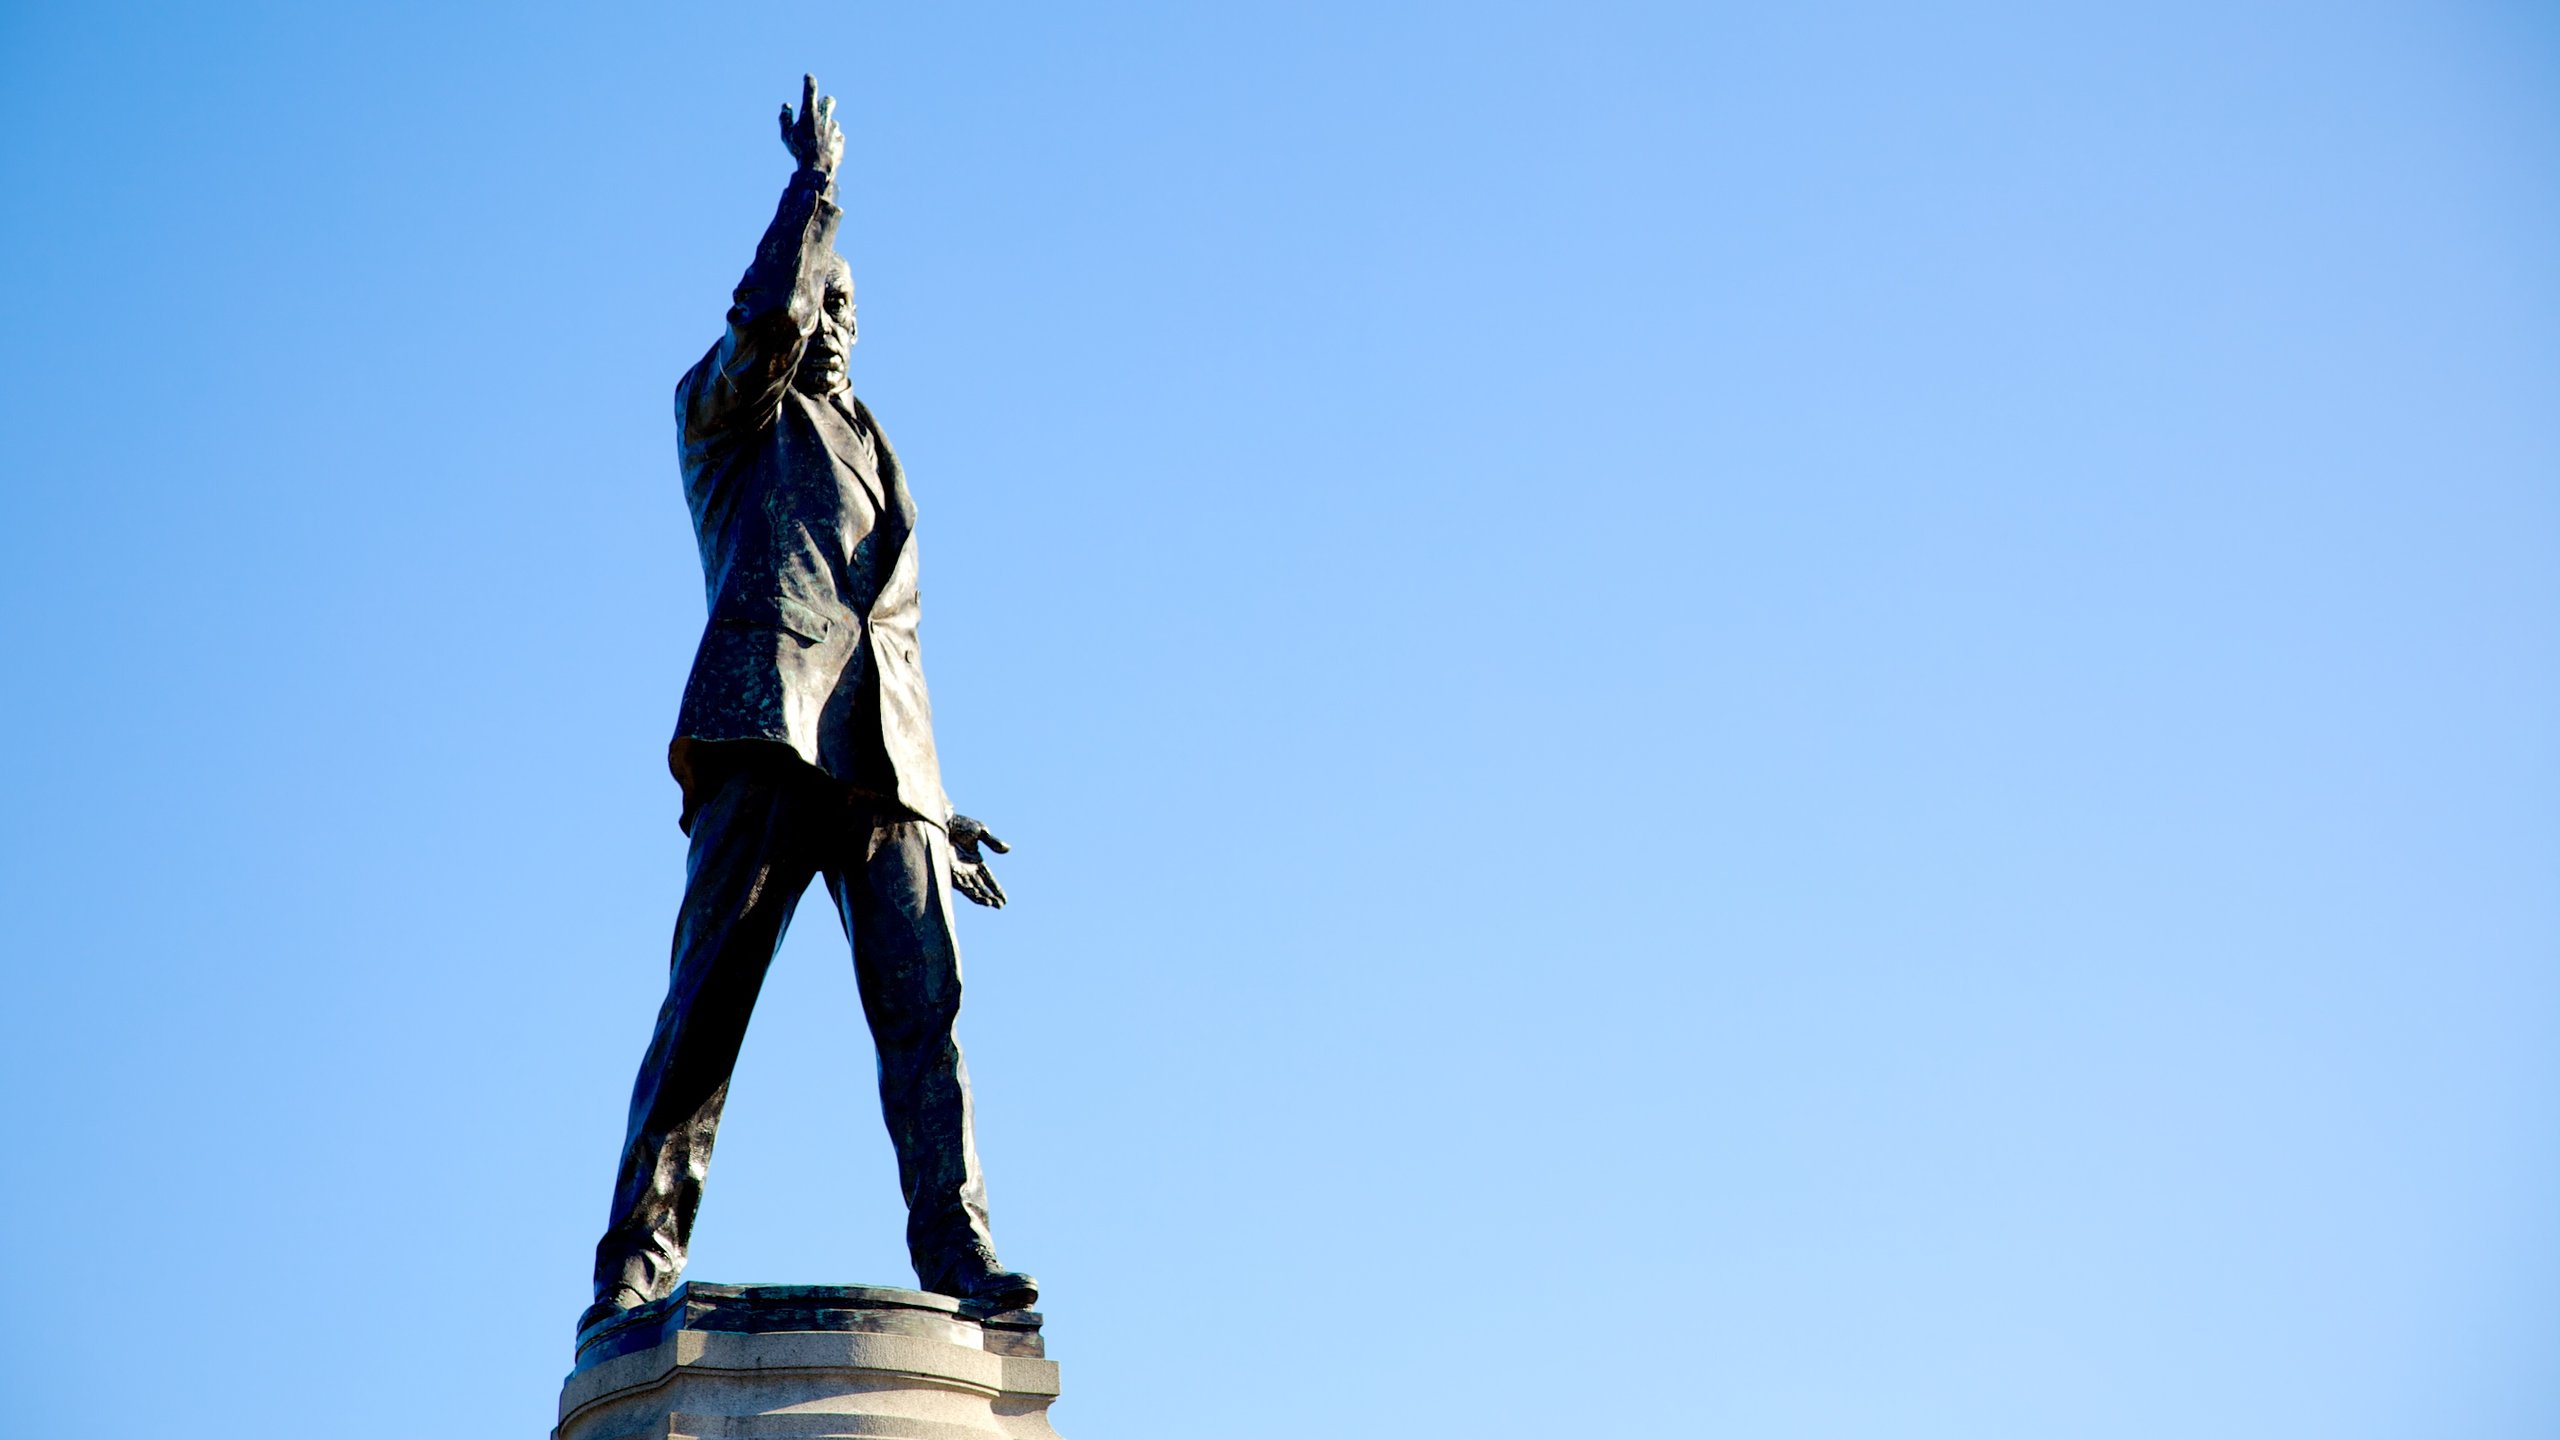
[557,77,1064,1440]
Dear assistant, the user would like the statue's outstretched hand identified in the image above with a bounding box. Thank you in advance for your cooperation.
[778,73,843,177]
[949,814,1011,909]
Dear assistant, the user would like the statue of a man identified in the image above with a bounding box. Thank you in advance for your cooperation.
[579,76,1035,1339]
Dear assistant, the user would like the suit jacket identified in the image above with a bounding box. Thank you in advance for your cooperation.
[667,168,949,832]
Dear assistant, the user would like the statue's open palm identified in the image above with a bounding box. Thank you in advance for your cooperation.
[949,815,1010,909]
[779,73,843,176]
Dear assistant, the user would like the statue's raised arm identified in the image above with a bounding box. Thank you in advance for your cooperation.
[679,76,850,451]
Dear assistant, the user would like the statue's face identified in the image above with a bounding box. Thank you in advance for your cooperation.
[797,260,856,395]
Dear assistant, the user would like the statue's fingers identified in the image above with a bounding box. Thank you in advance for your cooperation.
[980,830,1011,854]
[817,94,835,127]
[780,103,796,144]
[801,73,819,120]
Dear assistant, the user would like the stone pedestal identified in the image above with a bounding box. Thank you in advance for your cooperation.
[556,1284,1064,1440]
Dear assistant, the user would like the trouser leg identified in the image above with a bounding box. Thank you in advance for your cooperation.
[592,764,818,1304]
[826,814,999,1291]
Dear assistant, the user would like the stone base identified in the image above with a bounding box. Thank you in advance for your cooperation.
[556,1284,1064,1440]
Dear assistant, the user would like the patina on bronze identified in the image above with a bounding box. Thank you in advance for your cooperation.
[579,76,1034,1342]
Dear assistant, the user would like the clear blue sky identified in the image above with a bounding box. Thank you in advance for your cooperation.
[2,3,2554,1436]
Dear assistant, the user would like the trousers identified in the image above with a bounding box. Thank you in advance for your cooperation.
[590,748,996,1303]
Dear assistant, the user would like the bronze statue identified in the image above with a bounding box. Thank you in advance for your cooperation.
[579,76,1034,1341]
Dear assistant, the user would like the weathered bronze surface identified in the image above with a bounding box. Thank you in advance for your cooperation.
[581,77,1032,1343]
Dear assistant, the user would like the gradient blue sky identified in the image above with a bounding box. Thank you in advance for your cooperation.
[3,3,2555,1437]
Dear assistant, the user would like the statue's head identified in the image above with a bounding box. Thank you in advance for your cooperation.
[795,254,857,396]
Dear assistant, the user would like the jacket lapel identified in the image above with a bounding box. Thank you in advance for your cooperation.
[852,395,917,530]
[851,394,920,616]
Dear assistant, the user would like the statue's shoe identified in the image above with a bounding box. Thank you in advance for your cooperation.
[935,1266,1039,1313]
[576,1284,650,1339]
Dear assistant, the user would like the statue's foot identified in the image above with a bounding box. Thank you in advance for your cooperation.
[929,1261,1039,1313]
[577,1283,649,1338]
